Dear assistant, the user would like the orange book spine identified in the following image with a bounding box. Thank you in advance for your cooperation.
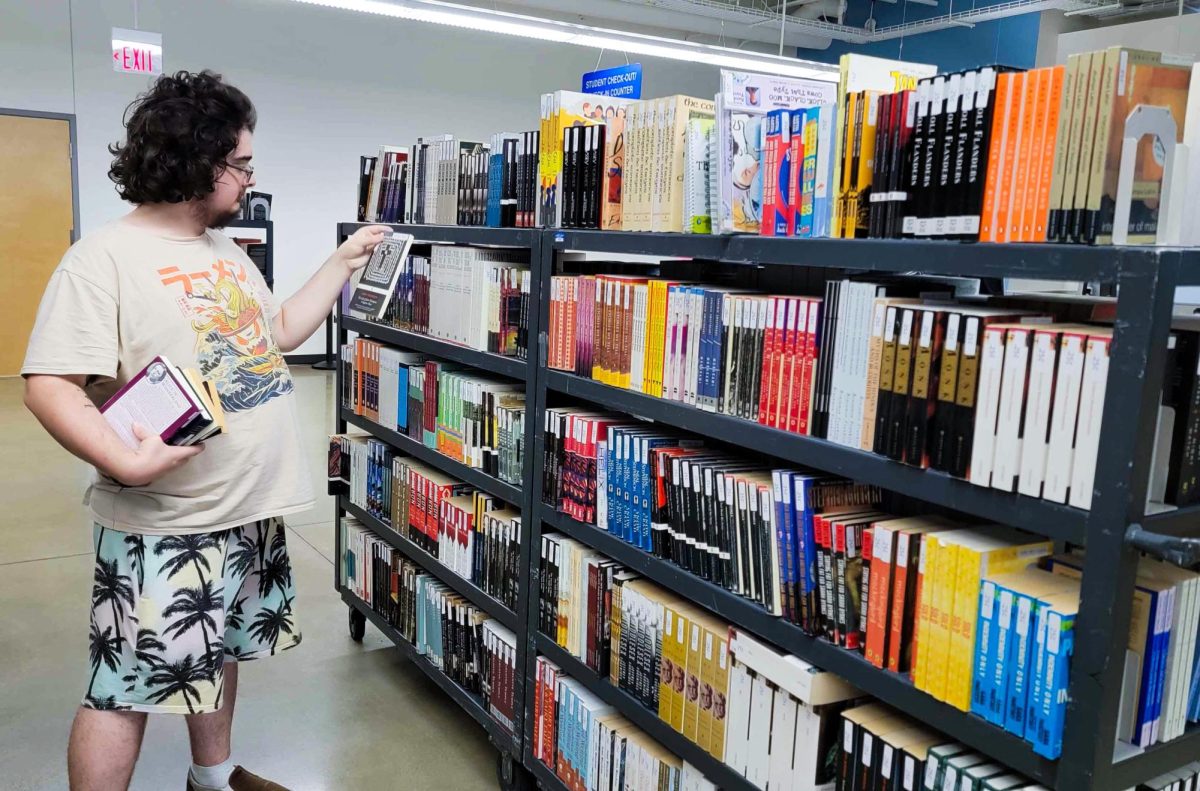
[1020,68,1051,241]
[995,72,1026,244]
[550,277,563,370]
[864,525,894,668]
[1033,66,1065,241]
[979,73,1013,242]
[887,530,912,672]
[1010,71,1039,242]
[565,278,578,373]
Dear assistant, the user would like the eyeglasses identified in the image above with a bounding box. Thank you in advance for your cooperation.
[224,161,255,179]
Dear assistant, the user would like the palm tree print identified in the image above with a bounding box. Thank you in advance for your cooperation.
[125,534,146,588]
[153,534,222,584]
[91,557,134,652]
[227,533,259,581]
[226,596,248,632]
[162,580,223,673]
[257,550,291,599]
[247,595,294,651]
[87,622,122,699]
[145,654,209,713]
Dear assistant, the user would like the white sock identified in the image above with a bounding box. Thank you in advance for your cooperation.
[189,757,235,791]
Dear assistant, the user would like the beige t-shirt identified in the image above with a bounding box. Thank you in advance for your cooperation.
[22,219,313,535]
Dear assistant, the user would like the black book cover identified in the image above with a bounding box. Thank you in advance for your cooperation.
[724,298,743,418]
[883,91,908,239]
[904,310,946,467]
[949,316,984,478]
[747,299,766,421]
[932,73,963,236]
[874,306,902,456]
[965,68,1007,240]
[885,309,916,461]
[563,126,578,229]
[916,77,945,236]
[869,92,892,239]
[699,466,719,583]
[837,713,859,791]
[903,81,930,238]
[813,281,841,438]
[1164,330,1200,505]
[949,71,977,239]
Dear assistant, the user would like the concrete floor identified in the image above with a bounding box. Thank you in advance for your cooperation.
[0,368,498,791]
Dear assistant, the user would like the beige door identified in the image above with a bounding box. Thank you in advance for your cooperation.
[0,113,75,375]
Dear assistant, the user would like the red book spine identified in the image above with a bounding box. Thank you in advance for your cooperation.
[799,300,820,435]
[757,297,777,426]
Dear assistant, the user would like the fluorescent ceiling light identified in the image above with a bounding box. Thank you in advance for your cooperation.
[286,0,839,81]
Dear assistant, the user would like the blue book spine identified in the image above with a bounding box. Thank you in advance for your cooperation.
[706,289,724,410]
[1135,591,1161,746]
[989,586,1016,725]
[1026,601,1052,747]
[628,436,638,547]
[778,471,797,623]
[596,437,608,532]
[813,104,837,238]
[397,366,410,430]
[971,580,999,720]
[696,289,711,409]
[793,476,817,609]
[1188,622,1200,721]
[605,427,618,536]
[1151,589,1175,743]
[1005,592,1038,737]
[610,428,625,539]
[1034,609,1076,759]
[633,436,647,551]
[486,152,503,227]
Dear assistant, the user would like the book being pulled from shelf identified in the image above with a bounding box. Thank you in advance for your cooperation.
[330,433,522,611]
[347,232,415,321]
[341,340,526,485]
[341,518,518,735]
[100,356,226,449]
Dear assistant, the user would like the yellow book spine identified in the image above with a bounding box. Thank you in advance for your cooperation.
[697,624,716,755]
[649,281,667,398]
[949,545,983,711]
[671,608,690,731]
[913,534,939,691]
[683,620,703,742]
[708,629,729,759]
[928,540,960,702]
[659,606,677,721]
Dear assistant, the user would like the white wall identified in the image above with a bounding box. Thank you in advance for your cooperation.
[1,0,723,354]
[1054,11,1200,63]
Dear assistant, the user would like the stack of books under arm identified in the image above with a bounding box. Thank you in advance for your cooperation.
[101,355,226,448]
[341,517,519,734]
[357,48,1196,245]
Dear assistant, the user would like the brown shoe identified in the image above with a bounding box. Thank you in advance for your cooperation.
[229,767,291,791]
[185,766,290,791]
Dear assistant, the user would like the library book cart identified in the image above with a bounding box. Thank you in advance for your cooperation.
[333,221,1200,791]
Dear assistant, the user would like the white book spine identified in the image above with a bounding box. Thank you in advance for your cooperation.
[1042,333,1086,503]
[1067,335,1111,509]
[1017,330,1059,498]
[969,325,1007,487]
[992,327,1032,493]
[766,689,798,791]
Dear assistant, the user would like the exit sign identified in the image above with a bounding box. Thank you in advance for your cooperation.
[112,28,162,76]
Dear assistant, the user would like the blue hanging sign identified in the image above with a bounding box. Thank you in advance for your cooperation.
[582,63,643,99]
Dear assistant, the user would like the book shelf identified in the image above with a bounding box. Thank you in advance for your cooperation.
[334,221,1200,791]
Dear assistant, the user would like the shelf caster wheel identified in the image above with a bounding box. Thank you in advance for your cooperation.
[496,751,532,791]
[348,607,366,642]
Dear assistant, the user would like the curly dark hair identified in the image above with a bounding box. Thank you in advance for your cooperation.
[108,70,256,204]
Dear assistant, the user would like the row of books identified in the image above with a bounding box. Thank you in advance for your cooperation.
[342,340,526,485]
[330,434,522,611]
[347,245,532,360]
[539,399,1200,754]
[533,657,716,791]
[841,703,1048,791]
[546,274,1183,510]
[340,518,520,734]
[1138,763,1200,791]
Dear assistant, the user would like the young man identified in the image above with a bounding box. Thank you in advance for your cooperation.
[21,70,388,791]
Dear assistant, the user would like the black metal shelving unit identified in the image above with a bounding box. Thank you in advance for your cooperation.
[340,588,518,754]
[333,224,542,782]
[341,497,519,630]
[332,223,1200,791]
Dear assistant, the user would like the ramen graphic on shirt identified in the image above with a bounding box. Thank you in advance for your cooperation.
[157,257,293,413]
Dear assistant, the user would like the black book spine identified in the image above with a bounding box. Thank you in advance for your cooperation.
[903,82,929,238]
[814,280,841,438]
[950,71,977,239]
[933,73,962,237]
[1166,332,1200,505]
[965,68,998,240]
[916,77,946,236]
[869,93,892,239]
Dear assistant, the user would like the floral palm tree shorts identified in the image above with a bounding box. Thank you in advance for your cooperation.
[83,517,302,714]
